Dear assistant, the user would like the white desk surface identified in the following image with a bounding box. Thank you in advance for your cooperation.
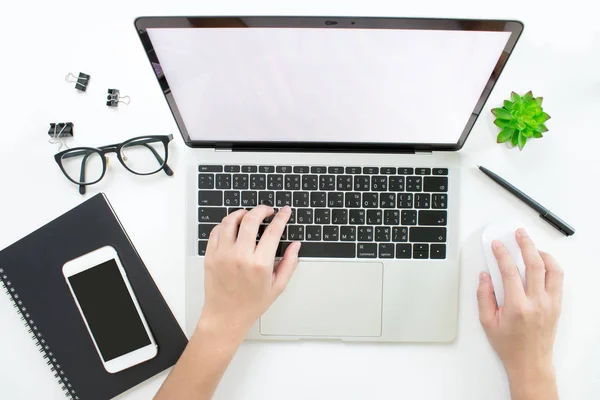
[1,0,599,399]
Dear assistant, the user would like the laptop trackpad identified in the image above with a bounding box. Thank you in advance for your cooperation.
[260,261,383,337]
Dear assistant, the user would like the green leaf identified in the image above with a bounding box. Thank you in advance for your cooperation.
[535,97,543,106]
[542,112,551,121]
[511,91,521,103]
[497,128,516,143]
[517,132,527,150]
[491,108,512,119]
[522,129,534,138]
[504,100,514,110]
[494,118,510,128]
[516,121,526,130]
[522,91,533,101]
[511,131,519,146]
[532,131,543,138]
[538,123,548,132]
[534,113,549,124]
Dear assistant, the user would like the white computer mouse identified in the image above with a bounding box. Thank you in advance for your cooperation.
[482,222,528,307]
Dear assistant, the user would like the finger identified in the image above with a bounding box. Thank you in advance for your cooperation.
[515,228,545,297]
[256,206,292,261]
[273,242,301,295]
[492,240,527,304]
[540,251,564,301]
[477,271,498,329]
[206,225,220,256]
[236,205,274,247]
[218,209,247,244]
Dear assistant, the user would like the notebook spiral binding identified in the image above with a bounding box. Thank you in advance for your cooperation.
[0,268,79,399]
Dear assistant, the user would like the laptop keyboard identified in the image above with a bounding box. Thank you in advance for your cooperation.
[197,165,449,259]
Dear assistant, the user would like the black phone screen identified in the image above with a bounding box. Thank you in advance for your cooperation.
[68,259,151,361]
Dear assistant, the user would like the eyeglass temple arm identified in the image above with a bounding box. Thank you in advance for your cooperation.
[78,152,95,195]
[139,142,173,176]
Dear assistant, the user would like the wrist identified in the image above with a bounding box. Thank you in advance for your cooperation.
[195,311,249,347]
[506,362,557,399]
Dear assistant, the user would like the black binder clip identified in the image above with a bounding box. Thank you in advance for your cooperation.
[48,123,74,138]
[65,72,90,92]
[106,89,130,107]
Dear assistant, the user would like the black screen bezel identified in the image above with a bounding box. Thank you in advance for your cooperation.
[134,16,523,153]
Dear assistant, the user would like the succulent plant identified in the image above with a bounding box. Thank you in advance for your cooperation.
[491,91,550,150]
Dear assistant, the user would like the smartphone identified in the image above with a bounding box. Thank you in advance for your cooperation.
[63,245,158,373]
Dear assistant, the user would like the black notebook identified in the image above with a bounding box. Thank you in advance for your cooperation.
[0,193,187,400]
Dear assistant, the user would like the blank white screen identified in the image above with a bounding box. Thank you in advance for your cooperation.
[147,27,510,144]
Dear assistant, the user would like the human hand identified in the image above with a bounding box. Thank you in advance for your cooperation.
[477,228,563,399]
[199,205,301,340]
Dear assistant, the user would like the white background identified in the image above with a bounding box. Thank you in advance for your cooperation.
[0,1,599,400]
[148,27,510,143]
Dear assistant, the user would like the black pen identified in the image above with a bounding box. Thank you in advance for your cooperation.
[478,165,575,236]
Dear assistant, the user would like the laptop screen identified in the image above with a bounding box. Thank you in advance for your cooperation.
[144,22,516,147]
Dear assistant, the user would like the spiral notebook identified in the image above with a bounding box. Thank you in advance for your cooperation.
[0,193,187,400]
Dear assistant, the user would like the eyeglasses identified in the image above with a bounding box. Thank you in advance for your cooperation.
[54,135,174,194]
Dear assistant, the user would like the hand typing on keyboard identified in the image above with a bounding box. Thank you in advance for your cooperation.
[477,229,563,400]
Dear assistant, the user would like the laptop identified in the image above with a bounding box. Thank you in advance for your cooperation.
[135,16,523,342]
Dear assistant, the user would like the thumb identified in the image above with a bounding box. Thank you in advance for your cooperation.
[273,242,301,295]
[477,271,498,329]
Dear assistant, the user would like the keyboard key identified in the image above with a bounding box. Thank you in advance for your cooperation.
[431,244,446,259]
[424,177,448,192]
[367,210,382,225]
[199,165,222,172]
[419,210,447,226]
[392,227,408,242]
[384,210,400,226]
[315,209,331,224]
[362,193,378,208]
[413,244,429,259]
[275,191,292,207]
[328,166,344,174]
[259,191,275,206]
[311,192,327,207]
[395,244,412,258]
[278,242,355,258]
[349,209,365,225]
[340,226,356,241]
[416,168,431,175]
[306,226,322,241]
[224,191,240,206]
[354,176,370,191]
[198,224,217,240]
[198,191,222,206]
[233,174,249,189]
[198,207,227,223]
[381,167,396,174]
[357,243,377,258]
[409,227,447,243]
[337,175,353,191]
[346,167,361,174]
[288,209,296,224]
[280,226,287,241]
[433,168,448,175]
[225,165,241,172]
[375,226,390,242]
[397,193,413,208]
[432,194,447,209]
[256,224,267,240]
[358,226,373,241]
[293,166,309,173]
[198,240,208,256]
[323,226,339,241]
[240,191,257,207]
[332,209,348,224]
[242,166,258,173]
[297,208,314,224]
[401,210,417,225]
[379,243,394,258]
[415,193,431,209]
[345,193,361,208]
[371,176,387,191]
[216,174,231,189]
[406,176,422,191]
[293,192,309,207]
[389,176,405,191]
[198,174,214,189]
[228,207,243,214]
[379,193,396,208]
[267,174,283,190]
[250,174,266,190]
[287,225,305,240]
[259,166,274,173]
[319,175,336,191]
[302,175,318,190]
[276,166,292,173]
[397,168,414,175]
[285,175,301,190]
[311,166,327,174]
[363,167,379,174]
[263,208,279,224]
[327,192,344,208]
